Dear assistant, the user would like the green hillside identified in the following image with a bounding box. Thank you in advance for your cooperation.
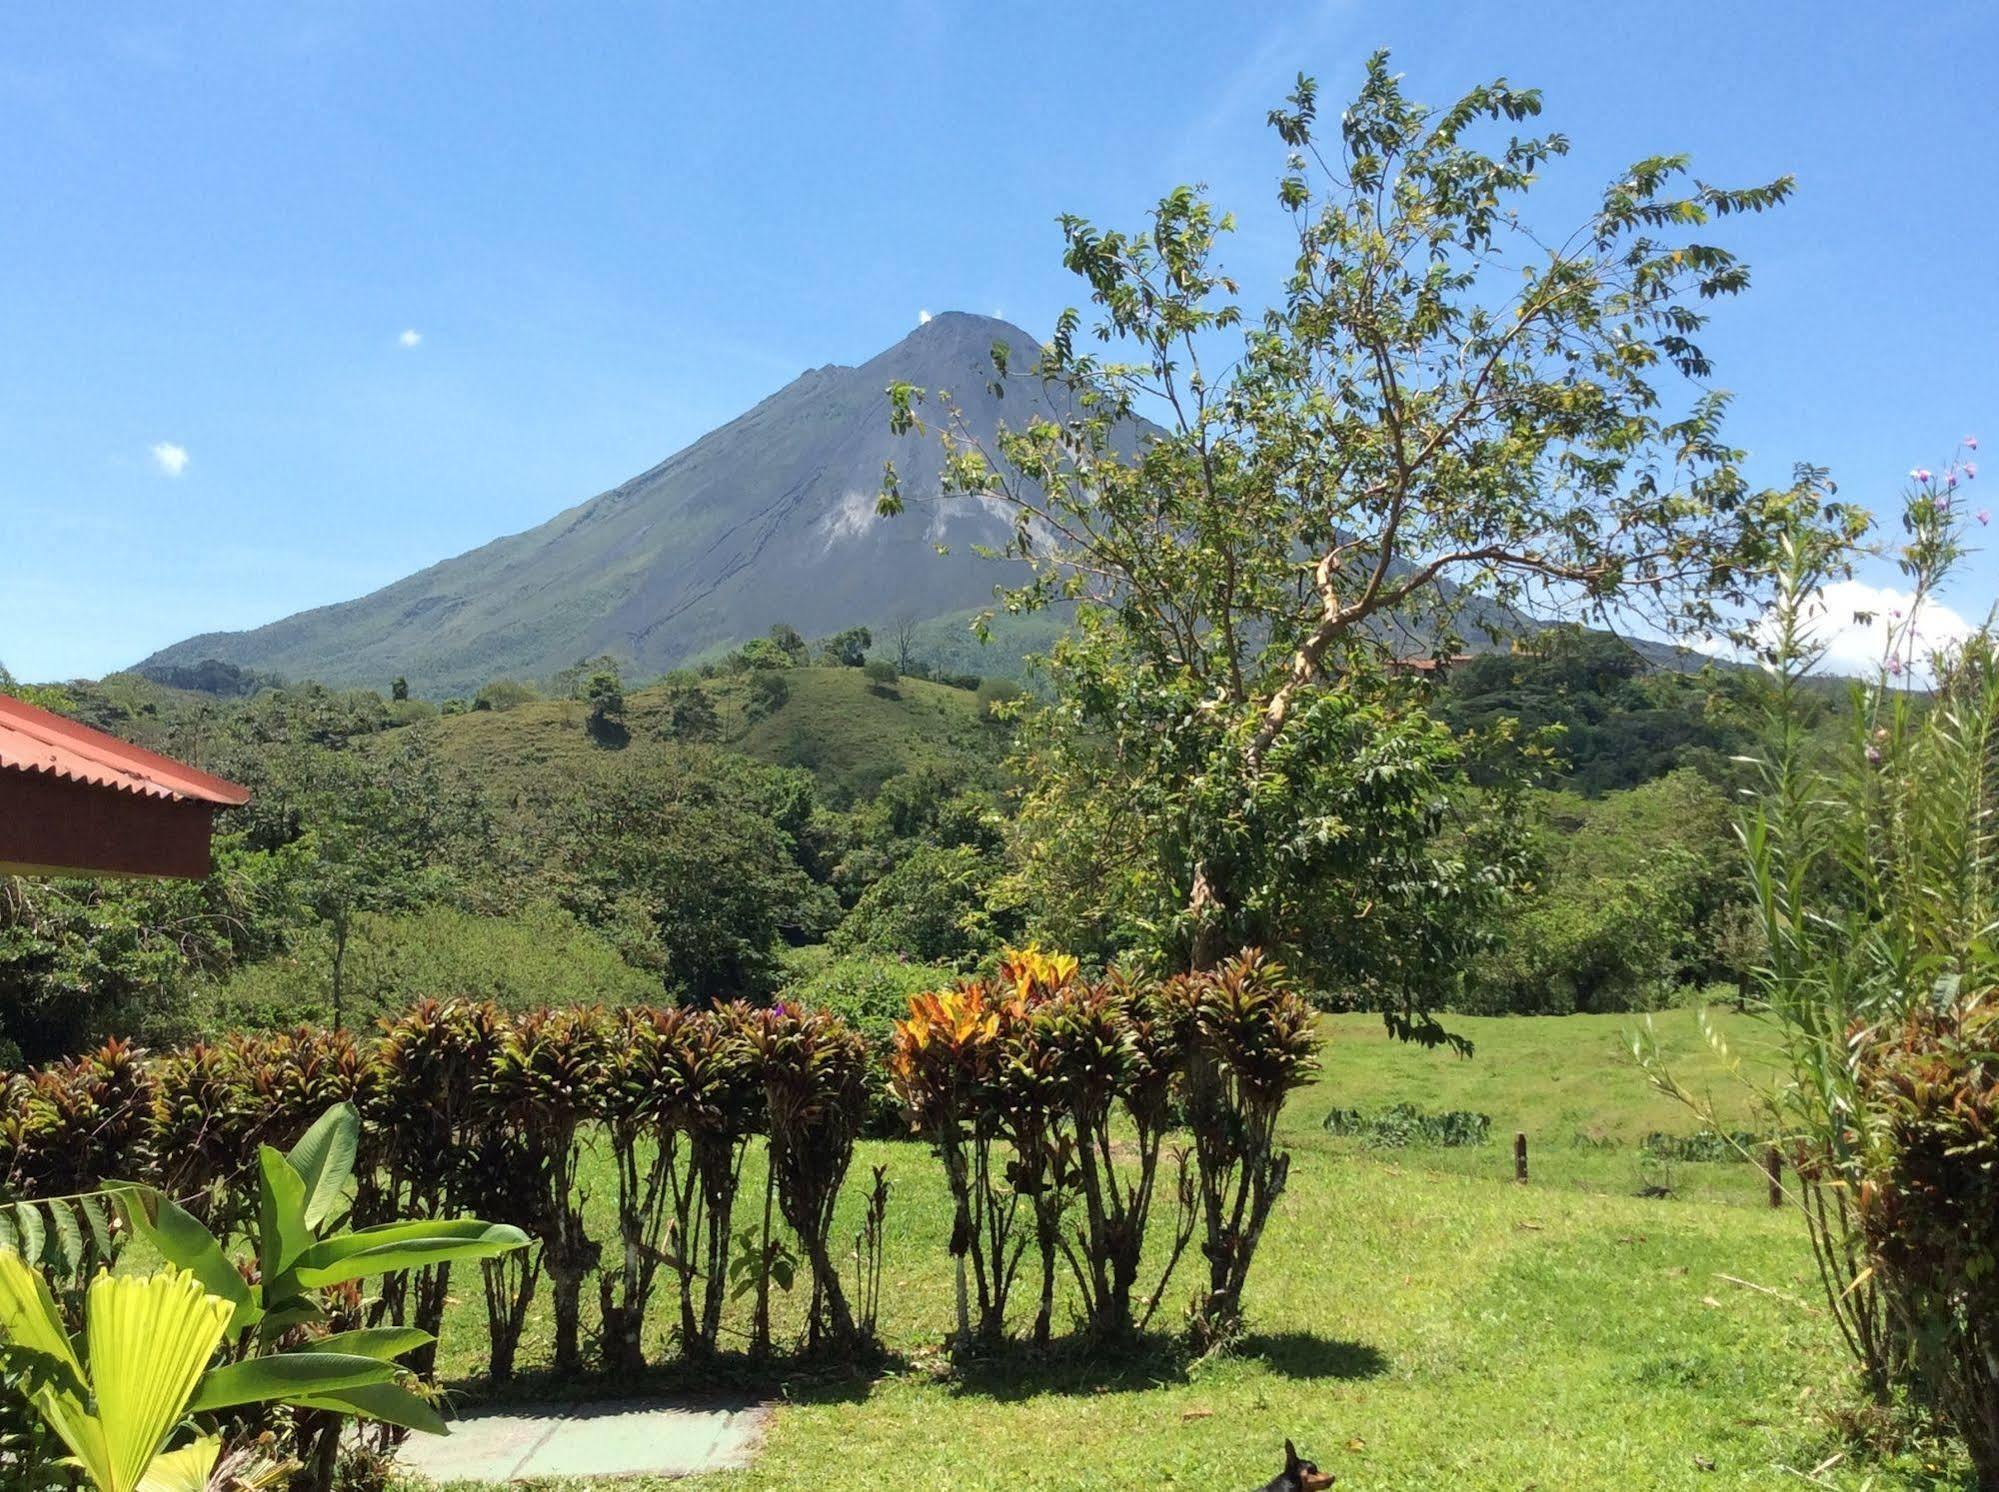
[407,664,1002,803]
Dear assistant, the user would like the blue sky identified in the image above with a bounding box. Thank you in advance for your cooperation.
[3,1,1994,681]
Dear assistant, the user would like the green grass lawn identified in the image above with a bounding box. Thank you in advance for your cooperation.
[405,1010,1964,1490]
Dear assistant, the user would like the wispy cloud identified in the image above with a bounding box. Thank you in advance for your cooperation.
[149,441,189,477]
[398,328,422,348]
[1165,1,1354,179]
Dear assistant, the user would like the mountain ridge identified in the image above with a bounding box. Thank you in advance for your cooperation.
[139,312,1053,696]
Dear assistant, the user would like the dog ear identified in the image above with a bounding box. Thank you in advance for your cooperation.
[1284,1439,1301,1471]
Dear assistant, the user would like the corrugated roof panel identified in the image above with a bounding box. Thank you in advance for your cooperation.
[0,691,249,806]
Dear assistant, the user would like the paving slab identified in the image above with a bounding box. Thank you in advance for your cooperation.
[397,1398,765,1483]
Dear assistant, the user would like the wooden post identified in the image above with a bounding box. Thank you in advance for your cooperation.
[1514,1131,1528,1184]
[1764,1145,1783,1209]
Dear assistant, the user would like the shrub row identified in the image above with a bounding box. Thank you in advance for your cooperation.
[889,948,1321,1351]
[1,947,1324,1376]
[0,1002,879,1381]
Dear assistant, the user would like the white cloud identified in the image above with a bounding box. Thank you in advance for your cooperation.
[398,328,422,348]
[918,309,932,325]
[149,441,189,477]
[1708,579,1977,677]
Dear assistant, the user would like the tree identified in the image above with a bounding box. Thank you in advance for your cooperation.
[890,614,920,675]
[831,842,1012,967]
[881,56,1861,1013]
[391,676,409,702]
[237,739,480,1030]
[733,636,794,671]
[585,665,626,746]
[550,653,621,701]
[661,677,719,740]
[550,747,834,999]
[768,622,809,665]
[817,626,872,668]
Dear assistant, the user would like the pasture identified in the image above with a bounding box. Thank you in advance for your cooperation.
[411,1012,1953,1490]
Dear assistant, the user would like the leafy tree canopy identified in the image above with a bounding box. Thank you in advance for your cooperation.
[881,54,1862,1032]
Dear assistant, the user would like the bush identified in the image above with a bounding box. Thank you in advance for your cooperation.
[1857,996,1999,1487]
[191,903,656,1030]
[474,678,540,712]
[831,844,1008,968]
[1323,1102,1492,1148]
[741,1003,876,1351]
[1639,1128,1760,1164]
[783,953,956,1045]
[891,946,1318,1350]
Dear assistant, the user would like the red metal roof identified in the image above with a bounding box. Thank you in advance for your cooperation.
[0,691,249,806]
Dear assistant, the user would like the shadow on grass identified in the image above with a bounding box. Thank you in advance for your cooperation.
[446,1346,908,1411]
[1239,1332,1389,1381]
[947,1335,1193,1401]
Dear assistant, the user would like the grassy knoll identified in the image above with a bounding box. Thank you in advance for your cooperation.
[406,665,995,801]
[409,1009,1959,1490]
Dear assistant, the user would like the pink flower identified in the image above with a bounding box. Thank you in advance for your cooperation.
[1969,436,1981,451]
[1912,468,1933,483]
[1980,510,1990,526]
[1968,462,1979,480]
[1891,607,1904,618]
[1887,656,1905,676]
[1866,746,1883,764]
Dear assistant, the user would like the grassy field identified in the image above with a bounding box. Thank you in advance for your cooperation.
[406,1010,1962,1490]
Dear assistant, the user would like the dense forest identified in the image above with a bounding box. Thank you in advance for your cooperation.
[0,621,1838,1068]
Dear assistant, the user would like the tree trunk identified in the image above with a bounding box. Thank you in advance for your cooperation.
[1187,863,1230,971]
[330,921,348,1031]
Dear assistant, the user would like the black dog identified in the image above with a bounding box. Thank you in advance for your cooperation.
[1257,1439,1333,1491]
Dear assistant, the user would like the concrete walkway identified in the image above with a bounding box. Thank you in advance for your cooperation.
[397,1398,766,1482]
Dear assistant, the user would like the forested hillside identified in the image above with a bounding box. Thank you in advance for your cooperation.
[0,621,1840,1068]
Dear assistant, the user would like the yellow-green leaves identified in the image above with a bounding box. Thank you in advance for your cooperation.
[0,1258,231,1492]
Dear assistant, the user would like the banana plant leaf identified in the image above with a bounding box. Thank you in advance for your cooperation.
[187,1351,396,1413]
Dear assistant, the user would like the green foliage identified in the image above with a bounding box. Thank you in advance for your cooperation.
[660,676,721,739]
[881,54,1861,1010]
[816,626,873,668]
[1639,1129,1760,1164]
[1464,771,1743,1015]
[226,735,487,1030]
[1439,628,1769,796]
[0,876,245,1065]
[733,636,796,671]
[192,902,655,1031]
[832,843,1012,968]
[0,1098,522,1492]
[782,953,957,1046]
[547,746,837,999]
[744,668,789,719]
[766,623,809,665]
[473,678,539,712]
[584,663,627,745]
[1645,457,1994,1478]
[1323,1103,1492,1149]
